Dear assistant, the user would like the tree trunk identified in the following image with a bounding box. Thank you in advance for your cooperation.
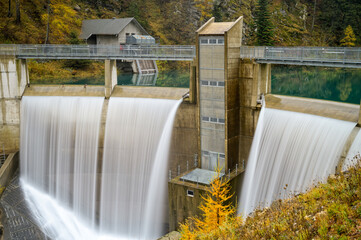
[15,0,20,24]
[8,0,12,17]
[311,0,317,33]
[45,0,50,44]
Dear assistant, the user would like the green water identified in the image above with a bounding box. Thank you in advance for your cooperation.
[272,65,361,104]
[31,70,189,88]
[117,70,189,88]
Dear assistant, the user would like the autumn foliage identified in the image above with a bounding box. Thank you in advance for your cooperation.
[179,168,240,239]
[340,25,357,47]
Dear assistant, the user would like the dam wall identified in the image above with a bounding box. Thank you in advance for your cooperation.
[4,78,198,176]
[0,58,28,153]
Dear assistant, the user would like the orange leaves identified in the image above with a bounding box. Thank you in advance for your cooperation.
[180,168,236,239]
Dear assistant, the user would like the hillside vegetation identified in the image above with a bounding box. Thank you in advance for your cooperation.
[1,0,361,46]
[180,155,361,239]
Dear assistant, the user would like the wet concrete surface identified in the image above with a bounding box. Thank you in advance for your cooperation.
[0,171,49,240]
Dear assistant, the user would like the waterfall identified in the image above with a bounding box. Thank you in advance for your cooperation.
[20,96,181,240]
[100,97,181,240]
[20,96,104,239]
[238,107,356,217]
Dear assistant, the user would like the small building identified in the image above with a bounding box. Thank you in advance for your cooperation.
[79,17,149,45]
[79,17,157,75]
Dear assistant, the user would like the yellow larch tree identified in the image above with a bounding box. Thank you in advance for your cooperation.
[340,25,356,47]
[180,168,236,239]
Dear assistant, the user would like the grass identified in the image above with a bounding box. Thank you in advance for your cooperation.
[181,155,361,239]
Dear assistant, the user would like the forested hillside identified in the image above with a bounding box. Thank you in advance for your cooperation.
[0,0,360,46]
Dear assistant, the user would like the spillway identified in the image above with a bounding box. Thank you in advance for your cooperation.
[100,97,181,239]
[238,106,356,217]
[20,96,181,240]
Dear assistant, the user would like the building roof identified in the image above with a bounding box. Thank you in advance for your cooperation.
[198,22,234,35]
[79,18,148,39]
[197,16,243,36]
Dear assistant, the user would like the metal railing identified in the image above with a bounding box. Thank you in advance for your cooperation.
[0,44,196,61]
[0,145,6,168]
[240,46,361,67]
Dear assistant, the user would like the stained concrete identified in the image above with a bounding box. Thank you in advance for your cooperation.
[0,58,27,153]
[111,85,188,100]
[23,85,105,97]
[265,94,359,123]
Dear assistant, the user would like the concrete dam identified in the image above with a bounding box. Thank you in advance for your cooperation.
[0,16,361,239]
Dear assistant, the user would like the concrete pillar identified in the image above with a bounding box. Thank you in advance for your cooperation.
[238,59,271,165]
[260,63,271,95]
[0,57,27,153]
[105,59,117,98]
[189,60,196,104]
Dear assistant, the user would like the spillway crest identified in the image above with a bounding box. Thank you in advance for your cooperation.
[238,107,357,217]
[20,96,181,240]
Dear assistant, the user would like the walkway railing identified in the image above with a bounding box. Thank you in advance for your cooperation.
[0,44,196,61]
[240,46,361,68]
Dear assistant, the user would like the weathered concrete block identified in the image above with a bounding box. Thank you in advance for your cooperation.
[239,135,254,165]
[226,136,239,170]
[105,59,117,98]
[200,99,224,111]
[239,107,256,137]
[239,62,254,78]
[201,131,225,153]
[173,103,198,129]
[0,125,19,153]
[4,100,20,125]
[226,79,239,110]
[226,109,240,139]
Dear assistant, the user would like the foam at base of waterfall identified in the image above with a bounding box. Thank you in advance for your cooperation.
[342,129,361,171]
[22,181,140,240]
[238,108,356,217]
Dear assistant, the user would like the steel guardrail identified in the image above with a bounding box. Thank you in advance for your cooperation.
[0,44,196,61]
[240,46,361,68]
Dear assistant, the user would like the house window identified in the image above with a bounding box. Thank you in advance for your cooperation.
[200,39,208,44]
[201,80,209,86]
[187,190,194,197]
[131,33,135,35]
[209,39,217,44]
[126,33,130,36]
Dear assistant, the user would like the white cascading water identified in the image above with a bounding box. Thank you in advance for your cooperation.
[342,129,361,171]
[21,96,104,239]
[100,97,181,240]
[20,95,181,240]
[238,105,356,217]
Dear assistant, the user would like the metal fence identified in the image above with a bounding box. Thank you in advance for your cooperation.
[240,46,361,66]
[0,44,196,61]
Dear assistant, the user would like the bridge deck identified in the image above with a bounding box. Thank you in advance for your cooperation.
[1,44,361,68]
[240,46,361,68]
[0,44,196,61]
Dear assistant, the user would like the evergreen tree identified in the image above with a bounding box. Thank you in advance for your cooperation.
[340,25,356,47]
[212,0,223,22]
[255,0,274,46]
